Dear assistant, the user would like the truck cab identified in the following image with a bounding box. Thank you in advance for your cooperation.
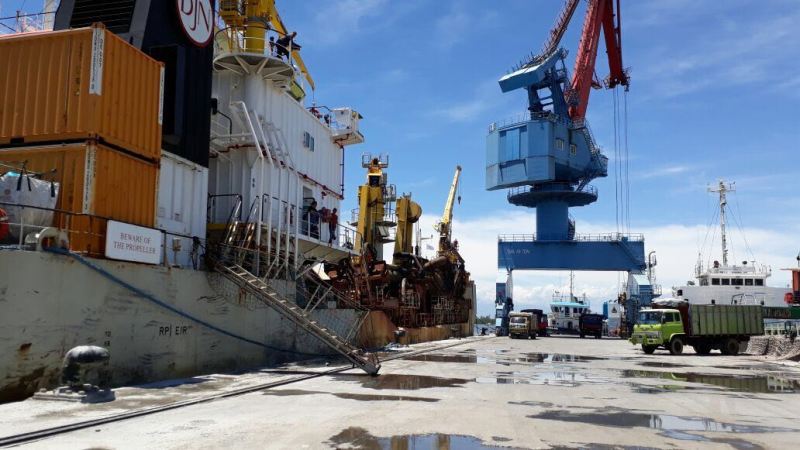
[579,313,605,339]
[508,312,536,339]
[630,309,685,354]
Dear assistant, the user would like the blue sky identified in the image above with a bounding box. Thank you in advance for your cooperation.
[280,0,800,314]
[4,0,799,315]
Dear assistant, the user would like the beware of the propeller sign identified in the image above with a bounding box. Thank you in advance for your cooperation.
[176,0,214,47]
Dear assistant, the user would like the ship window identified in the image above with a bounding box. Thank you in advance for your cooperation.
[699,277,709,286]
[712,278,720,285]
[745,279,753,286]
[755,279,764,286]
[303,132,315,151]
[732,278,744,286]
[555,138,565,150]
[721,278,730,286]
[570,144,577,155]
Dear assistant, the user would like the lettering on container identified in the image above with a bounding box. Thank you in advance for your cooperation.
[105,221,163,264]
[158,67,165,125]
[89,28,105,95]
[159,325,192,337]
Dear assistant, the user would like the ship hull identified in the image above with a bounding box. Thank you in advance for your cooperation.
[0,249,471,403]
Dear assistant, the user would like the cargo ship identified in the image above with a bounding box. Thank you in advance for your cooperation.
[0,1,473,403]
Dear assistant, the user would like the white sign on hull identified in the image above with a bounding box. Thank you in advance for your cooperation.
[105,221,162,265]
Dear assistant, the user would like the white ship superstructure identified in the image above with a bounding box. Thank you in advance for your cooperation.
[671,181,788,307]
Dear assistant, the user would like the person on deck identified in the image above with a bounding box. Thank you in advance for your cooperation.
[308,199,319,239]
[328,208,338,244]
[275,31,300,60]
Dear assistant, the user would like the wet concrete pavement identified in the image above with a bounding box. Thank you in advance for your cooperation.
[3,335,800,449]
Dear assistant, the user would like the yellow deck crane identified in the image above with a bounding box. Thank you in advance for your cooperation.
[436,165,463,261]
[353,156,395,260]
[218,0,315,90]
[394,195,422,257]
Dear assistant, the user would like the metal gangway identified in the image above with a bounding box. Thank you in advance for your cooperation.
[212,218,380,375]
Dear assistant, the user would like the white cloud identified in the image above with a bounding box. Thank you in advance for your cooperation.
[636,165,692,179]
[433,6,471,49]
[632,5,800,99]
[414,210,800,316]
[431,79,512,123]
[305,0,389,45]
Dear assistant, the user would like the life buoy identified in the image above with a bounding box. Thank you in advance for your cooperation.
[0,207,8,241]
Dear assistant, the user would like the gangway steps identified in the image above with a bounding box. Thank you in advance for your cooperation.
[217,263,380,375]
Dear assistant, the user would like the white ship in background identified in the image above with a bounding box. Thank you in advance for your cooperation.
[671,181,788,308]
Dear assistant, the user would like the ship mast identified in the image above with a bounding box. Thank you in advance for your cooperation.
[709,180,735,267]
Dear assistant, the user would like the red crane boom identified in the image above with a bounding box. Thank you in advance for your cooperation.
[568,0,628,120]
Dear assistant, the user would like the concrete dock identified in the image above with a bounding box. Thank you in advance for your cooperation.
[1,335,799,449]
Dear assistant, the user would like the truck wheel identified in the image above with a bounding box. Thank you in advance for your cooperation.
[643,345,657,354]
[531,333,537,340]
[722,338,740,356]
[595,334,601,339]
[580,333,585,339]
[693,343,712,355]
[668,337,684,355]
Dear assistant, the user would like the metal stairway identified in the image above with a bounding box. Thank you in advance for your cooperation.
[216,261,380,375]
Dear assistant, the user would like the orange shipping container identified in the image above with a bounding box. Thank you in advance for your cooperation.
[0,142,158,255]
[0,25,164,161]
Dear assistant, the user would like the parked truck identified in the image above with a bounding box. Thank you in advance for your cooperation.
[579,313,604,339]
[538,313,549,337]
[630,302,763,355]
[508,312,536,339]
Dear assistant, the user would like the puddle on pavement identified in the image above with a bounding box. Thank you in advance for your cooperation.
[528,409,791,448]
[524,353,608,363]
[476,371,593,387]
[326,427,525,450]
[405,352,610,366]
[331,374,470,390]
[621,370,800,394]
[637,361,688,368]
[404,354,494,364]
[475,367,800,395]
[262,388,438,402]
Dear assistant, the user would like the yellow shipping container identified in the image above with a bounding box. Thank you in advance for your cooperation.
[0,142,158,255]
[0,24,164,161]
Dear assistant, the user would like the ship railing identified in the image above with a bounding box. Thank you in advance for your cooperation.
[213,26,300,68]
[498,232,644,242]
[299,209,360,251]
[488,110,567,132]
[0,201,206,269]
[507,184,598,198]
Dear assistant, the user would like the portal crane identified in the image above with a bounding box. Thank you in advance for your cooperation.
[486,0,643,270]
[436,165,462,258]
[486,0,652,329]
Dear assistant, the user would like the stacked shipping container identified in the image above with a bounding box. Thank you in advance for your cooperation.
[0,24,164,256]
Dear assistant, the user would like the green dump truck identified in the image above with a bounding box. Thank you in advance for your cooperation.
[630,302,763,355]
[508,312,537,339]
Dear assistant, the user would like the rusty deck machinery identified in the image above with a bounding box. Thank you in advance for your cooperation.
[320,158,471,328]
